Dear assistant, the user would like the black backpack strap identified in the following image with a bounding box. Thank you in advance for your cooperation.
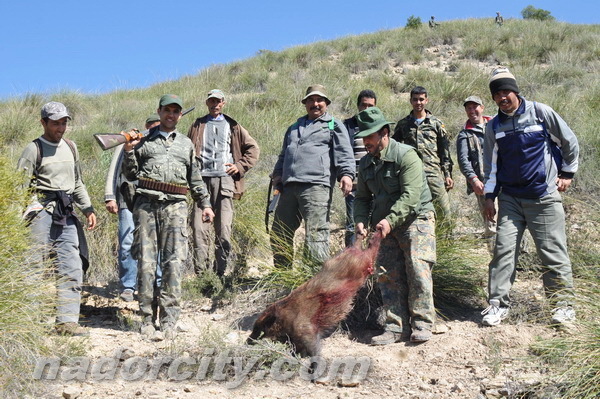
[33,137,80,181]
[62,138,80,181]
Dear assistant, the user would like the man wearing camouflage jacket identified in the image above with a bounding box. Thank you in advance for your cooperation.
[123,94,214,340]
[393,86,453,221]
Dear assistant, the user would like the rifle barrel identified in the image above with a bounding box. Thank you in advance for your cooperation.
[93,106,196,150]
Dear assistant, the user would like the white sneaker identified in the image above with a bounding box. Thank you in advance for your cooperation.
[481,299,509,326]
[551,304,576,325]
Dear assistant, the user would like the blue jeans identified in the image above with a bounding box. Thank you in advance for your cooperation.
[118,208,137,291]
[119,208,162,291]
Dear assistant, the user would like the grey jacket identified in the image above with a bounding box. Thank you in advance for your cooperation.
[272,112,355,189]
[456,116,491,195]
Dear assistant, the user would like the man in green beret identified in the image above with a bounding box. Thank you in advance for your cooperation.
[354,107,437,344]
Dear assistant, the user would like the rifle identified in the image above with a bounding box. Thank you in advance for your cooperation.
[265,177,280,233]
[93,106,196,150]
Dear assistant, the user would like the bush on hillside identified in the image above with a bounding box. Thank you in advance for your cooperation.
[0,156,55,396]
[405,15,422,30]
[521,5,555,21]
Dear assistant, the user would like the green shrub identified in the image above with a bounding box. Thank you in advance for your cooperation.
[0,156,55,396]
[405,15,422,30]
[521,5,555,21]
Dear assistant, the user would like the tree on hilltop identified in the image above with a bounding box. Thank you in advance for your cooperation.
[521,5,555,21]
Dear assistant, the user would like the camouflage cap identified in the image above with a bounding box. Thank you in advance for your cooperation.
[145,114,160,124]
[302,84,331,105]
[158,94,183,109]
[463,96,483,107]
[41,101,71,120]
[207,89,225,100]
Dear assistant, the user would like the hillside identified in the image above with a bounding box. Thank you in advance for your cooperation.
[1,18,599,398]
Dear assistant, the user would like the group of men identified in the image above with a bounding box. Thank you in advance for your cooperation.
[19,66,579,344]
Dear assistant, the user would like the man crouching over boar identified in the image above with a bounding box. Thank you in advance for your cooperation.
[354,107,437,345]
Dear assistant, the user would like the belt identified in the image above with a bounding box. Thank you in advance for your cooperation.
[138,178,188,195]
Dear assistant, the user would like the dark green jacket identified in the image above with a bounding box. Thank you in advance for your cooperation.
[354,138,433,230]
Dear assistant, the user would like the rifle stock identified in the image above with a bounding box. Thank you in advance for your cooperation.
[93,106,196,150]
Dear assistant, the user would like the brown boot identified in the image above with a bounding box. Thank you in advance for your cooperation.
[410,327,432,343]
[370,330,402,345]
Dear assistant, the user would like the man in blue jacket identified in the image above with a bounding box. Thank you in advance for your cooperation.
[481,68,579,327]
[271,85,355,270]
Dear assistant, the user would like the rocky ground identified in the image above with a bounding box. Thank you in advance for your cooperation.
[34,167,588,399]
[34,254,570,399]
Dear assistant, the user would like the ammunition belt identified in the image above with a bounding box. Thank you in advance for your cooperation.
[138,178,188,195]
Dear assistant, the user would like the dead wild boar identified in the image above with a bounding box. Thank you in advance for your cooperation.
[247,232,383,357]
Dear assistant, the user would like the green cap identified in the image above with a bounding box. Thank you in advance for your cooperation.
[355,107,394,138]
[158,94,183,109]
[145,114,160,124]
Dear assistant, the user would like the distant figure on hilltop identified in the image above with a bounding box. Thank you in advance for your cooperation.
[495,12,504,27]
[429,16,439,29]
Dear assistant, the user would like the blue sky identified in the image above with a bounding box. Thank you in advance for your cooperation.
[1,0,597,100]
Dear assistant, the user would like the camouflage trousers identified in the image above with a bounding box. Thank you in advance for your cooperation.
[426,172,452,223]
[133,195,188,327]
[377,211,436,333]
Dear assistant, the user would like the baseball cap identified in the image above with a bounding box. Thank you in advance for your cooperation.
[463,96,483,107]
[207,89,225,100]
[158,94,183,109]
[145,114,160,124]
[41,101,71,120]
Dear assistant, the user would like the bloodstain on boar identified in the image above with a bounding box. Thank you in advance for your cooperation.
[247,232,383,357]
